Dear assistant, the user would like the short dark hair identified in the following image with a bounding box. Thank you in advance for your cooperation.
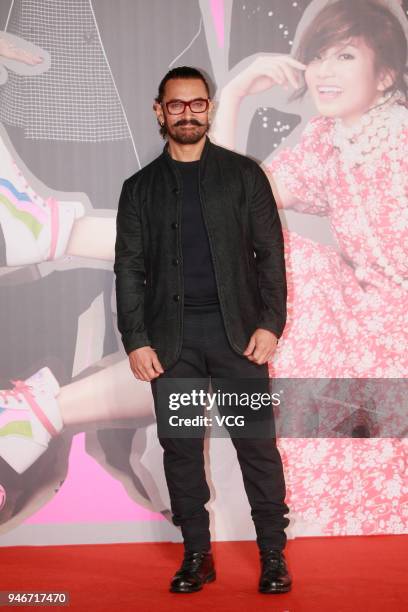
[155,66,211,104]
[292,0,408,102]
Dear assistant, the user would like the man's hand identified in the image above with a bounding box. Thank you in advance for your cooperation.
[128,346,164,381]
[243,328,278,365]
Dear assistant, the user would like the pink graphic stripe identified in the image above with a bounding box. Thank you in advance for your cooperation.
[47,198,59,260]
[25,394,59,437]
[210,0,224,48]
[0,184,48,223]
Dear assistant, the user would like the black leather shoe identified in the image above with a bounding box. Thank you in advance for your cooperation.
[170,550,216,593]
[258,549,292,594]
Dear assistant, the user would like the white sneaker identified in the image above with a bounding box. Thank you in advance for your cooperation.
[0,367,63,474]
[0,162,85,265]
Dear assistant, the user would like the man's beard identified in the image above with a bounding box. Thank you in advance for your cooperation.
[165,118,209,144]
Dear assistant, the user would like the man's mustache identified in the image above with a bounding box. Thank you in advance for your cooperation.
[174,119,205,127]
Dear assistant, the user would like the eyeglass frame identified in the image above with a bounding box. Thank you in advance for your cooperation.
[162,98,210,115]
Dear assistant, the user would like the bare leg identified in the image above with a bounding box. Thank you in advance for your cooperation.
[59,359,154,426]
[66,215,116,261]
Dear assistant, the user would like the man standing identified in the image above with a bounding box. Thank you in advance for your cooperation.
[114,67,291,594]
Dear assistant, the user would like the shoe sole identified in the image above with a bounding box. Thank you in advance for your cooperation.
[259,583,292,594]
[170,571,216,593]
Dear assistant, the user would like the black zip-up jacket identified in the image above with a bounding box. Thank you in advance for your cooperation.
[114,136,287,369]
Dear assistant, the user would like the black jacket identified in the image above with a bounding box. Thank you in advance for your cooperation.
[114,136,287,369]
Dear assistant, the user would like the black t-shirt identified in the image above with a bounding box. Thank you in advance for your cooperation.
[173,159,220,308]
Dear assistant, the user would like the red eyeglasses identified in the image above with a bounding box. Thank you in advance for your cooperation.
[164,98,210,115]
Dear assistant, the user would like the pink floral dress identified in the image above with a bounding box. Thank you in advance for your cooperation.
[265,111,408,536]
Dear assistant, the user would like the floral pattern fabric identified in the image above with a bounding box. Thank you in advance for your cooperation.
[266,111,408,535]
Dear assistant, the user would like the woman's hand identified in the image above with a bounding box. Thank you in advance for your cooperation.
[211,54,306,154]
[226,54,306,99]
[0,36,43,65]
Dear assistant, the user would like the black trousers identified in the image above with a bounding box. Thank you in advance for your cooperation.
[151,304,289,552]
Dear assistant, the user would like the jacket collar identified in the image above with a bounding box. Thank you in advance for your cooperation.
[161,134,212,169]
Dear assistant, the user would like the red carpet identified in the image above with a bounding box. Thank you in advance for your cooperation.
[1,536,406,611]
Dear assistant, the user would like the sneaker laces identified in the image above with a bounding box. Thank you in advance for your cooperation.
[0,380,33,404]
[0,379,59,437]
